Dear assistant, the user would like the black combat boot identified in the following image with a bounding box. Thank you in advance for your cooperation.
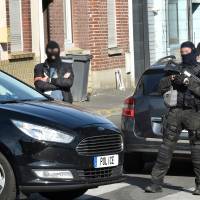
[145,184,163,193]
[193,185,200,195]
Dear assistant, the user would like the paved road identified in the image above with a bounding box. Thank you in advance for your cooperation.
[28,161,197,200]
[26,114,198,200]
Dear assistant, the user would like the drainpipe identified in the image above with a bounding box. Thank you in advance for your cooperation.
[165,0,170,56]
[128,0,135,84]
[188,0,193,41]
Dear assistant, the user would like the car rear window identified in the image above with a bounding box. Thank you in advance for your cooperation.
[143,71,165,95]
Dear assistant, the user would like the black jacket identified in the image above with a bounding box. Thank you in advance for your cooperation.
[159,64,200,109]
[34,59,74,103]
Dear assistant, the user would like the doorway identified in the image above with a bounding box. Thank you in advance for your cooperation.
[42,0,52,46]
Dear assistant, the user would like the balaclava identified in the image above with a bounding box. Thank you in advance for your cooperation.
[181,41,197,66]
[45,41,60,63]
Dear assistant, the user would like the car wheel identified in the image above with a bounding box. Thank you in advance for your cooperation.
[123,152,144,173]
[41,189,88,200]
[0,152,16,200]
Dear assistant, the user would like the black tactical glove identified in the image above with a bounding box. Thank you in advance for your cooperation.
[173,74,187,85]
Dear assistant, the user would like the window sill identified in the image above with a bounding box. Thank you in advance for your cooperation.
[9,52,35,60]
[108,47,123,56]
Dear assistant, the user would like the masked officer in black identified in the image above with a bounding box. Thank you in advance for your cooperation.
[145,41,200,195]
[34,41,74,103]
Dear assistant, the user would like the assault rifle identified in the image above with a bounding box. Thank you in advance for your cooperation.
[164,59,200,84]
[161,56,200,107]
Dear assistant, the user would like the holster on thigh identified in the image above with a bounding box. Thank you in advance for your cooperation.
[189,130,200,145]
[183,112,200,131]
[164,124,179,142]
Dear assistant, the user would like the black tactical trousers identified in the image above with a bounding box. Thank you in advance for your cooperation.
[151,108,200,186]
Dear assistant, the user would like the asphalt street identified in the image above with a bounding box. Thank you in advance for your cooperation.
[27,114,198,200]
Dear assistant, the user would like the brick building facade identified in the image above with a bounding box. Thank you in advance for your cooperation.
[0,0,131,90]
[0,0,35,85]
[71,0,130,88]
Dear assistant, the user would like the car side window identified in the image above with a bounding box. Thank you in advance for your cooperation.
[143,72,165,95]
[135,77,144,96]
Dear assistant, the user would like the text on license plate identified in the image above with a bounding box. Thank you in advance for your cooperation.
[93,154,119,168]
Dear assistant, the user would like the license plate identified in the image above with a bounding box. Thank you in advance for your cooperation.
[93,154,119,168]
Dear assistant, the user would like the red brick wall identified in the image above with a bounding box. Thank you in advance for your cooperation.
[48,0,65,51]
[116,0,129,57]
[72,0,129,71]
[88,0,108,71]
[72,0,90,49]
[21,0,32,52]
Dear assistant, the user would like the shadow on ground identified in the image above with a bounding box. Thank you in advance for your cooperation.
[123,159,194,194]
[124,175,192,194]
[23,193,109,200]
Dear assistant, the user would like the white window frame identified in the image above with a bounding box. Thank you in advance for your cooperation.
[107,0,117,48]
[9,0,23,52]
[64,0,73,49]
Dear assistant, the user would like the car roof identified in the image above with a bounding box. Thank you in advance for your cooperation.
[143,55,181,75]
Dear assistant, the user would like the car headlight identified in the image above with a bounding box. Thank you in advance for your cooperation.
[12,120,74,144]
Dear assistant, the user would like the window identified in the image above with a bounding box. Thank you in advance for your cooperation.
[143,71,165,95]
[135,78,144,96]
[9,0,23,52]
[0,71,47,102]
[168,0,179,45]
[0,0,7,43]
[107,0,117,48]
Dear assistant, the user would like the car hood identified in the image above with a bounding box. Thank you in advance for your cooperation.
[0,100,114,129]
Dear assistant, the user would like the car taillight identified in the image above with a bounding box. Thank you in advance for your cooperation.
[122,97,135,118]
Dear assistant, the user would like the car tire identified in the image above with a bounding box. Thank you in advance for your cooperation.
[0,152,16,200]
[123,152,144,173]
[40,189,88,200]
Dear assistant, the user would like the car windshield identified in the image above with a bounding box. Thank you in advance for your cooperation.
[143,71,165,95]
[0,71,47,103]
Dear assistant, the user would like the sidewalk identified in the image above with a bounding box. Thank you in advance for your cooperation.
[74,89,134,117]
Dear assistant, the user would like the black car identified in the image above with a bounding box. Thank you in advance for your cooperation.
[121,56,190,172]
[0,70,124,200]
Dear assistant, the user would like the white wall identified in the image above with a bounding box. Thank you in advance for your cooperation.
[31,0,45,62]
[178,0,189,43]
[147,0,190,64]
[168,0,188,58]
[30,0,40,58]
[147,0,167,65]
[193,4,200,46]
